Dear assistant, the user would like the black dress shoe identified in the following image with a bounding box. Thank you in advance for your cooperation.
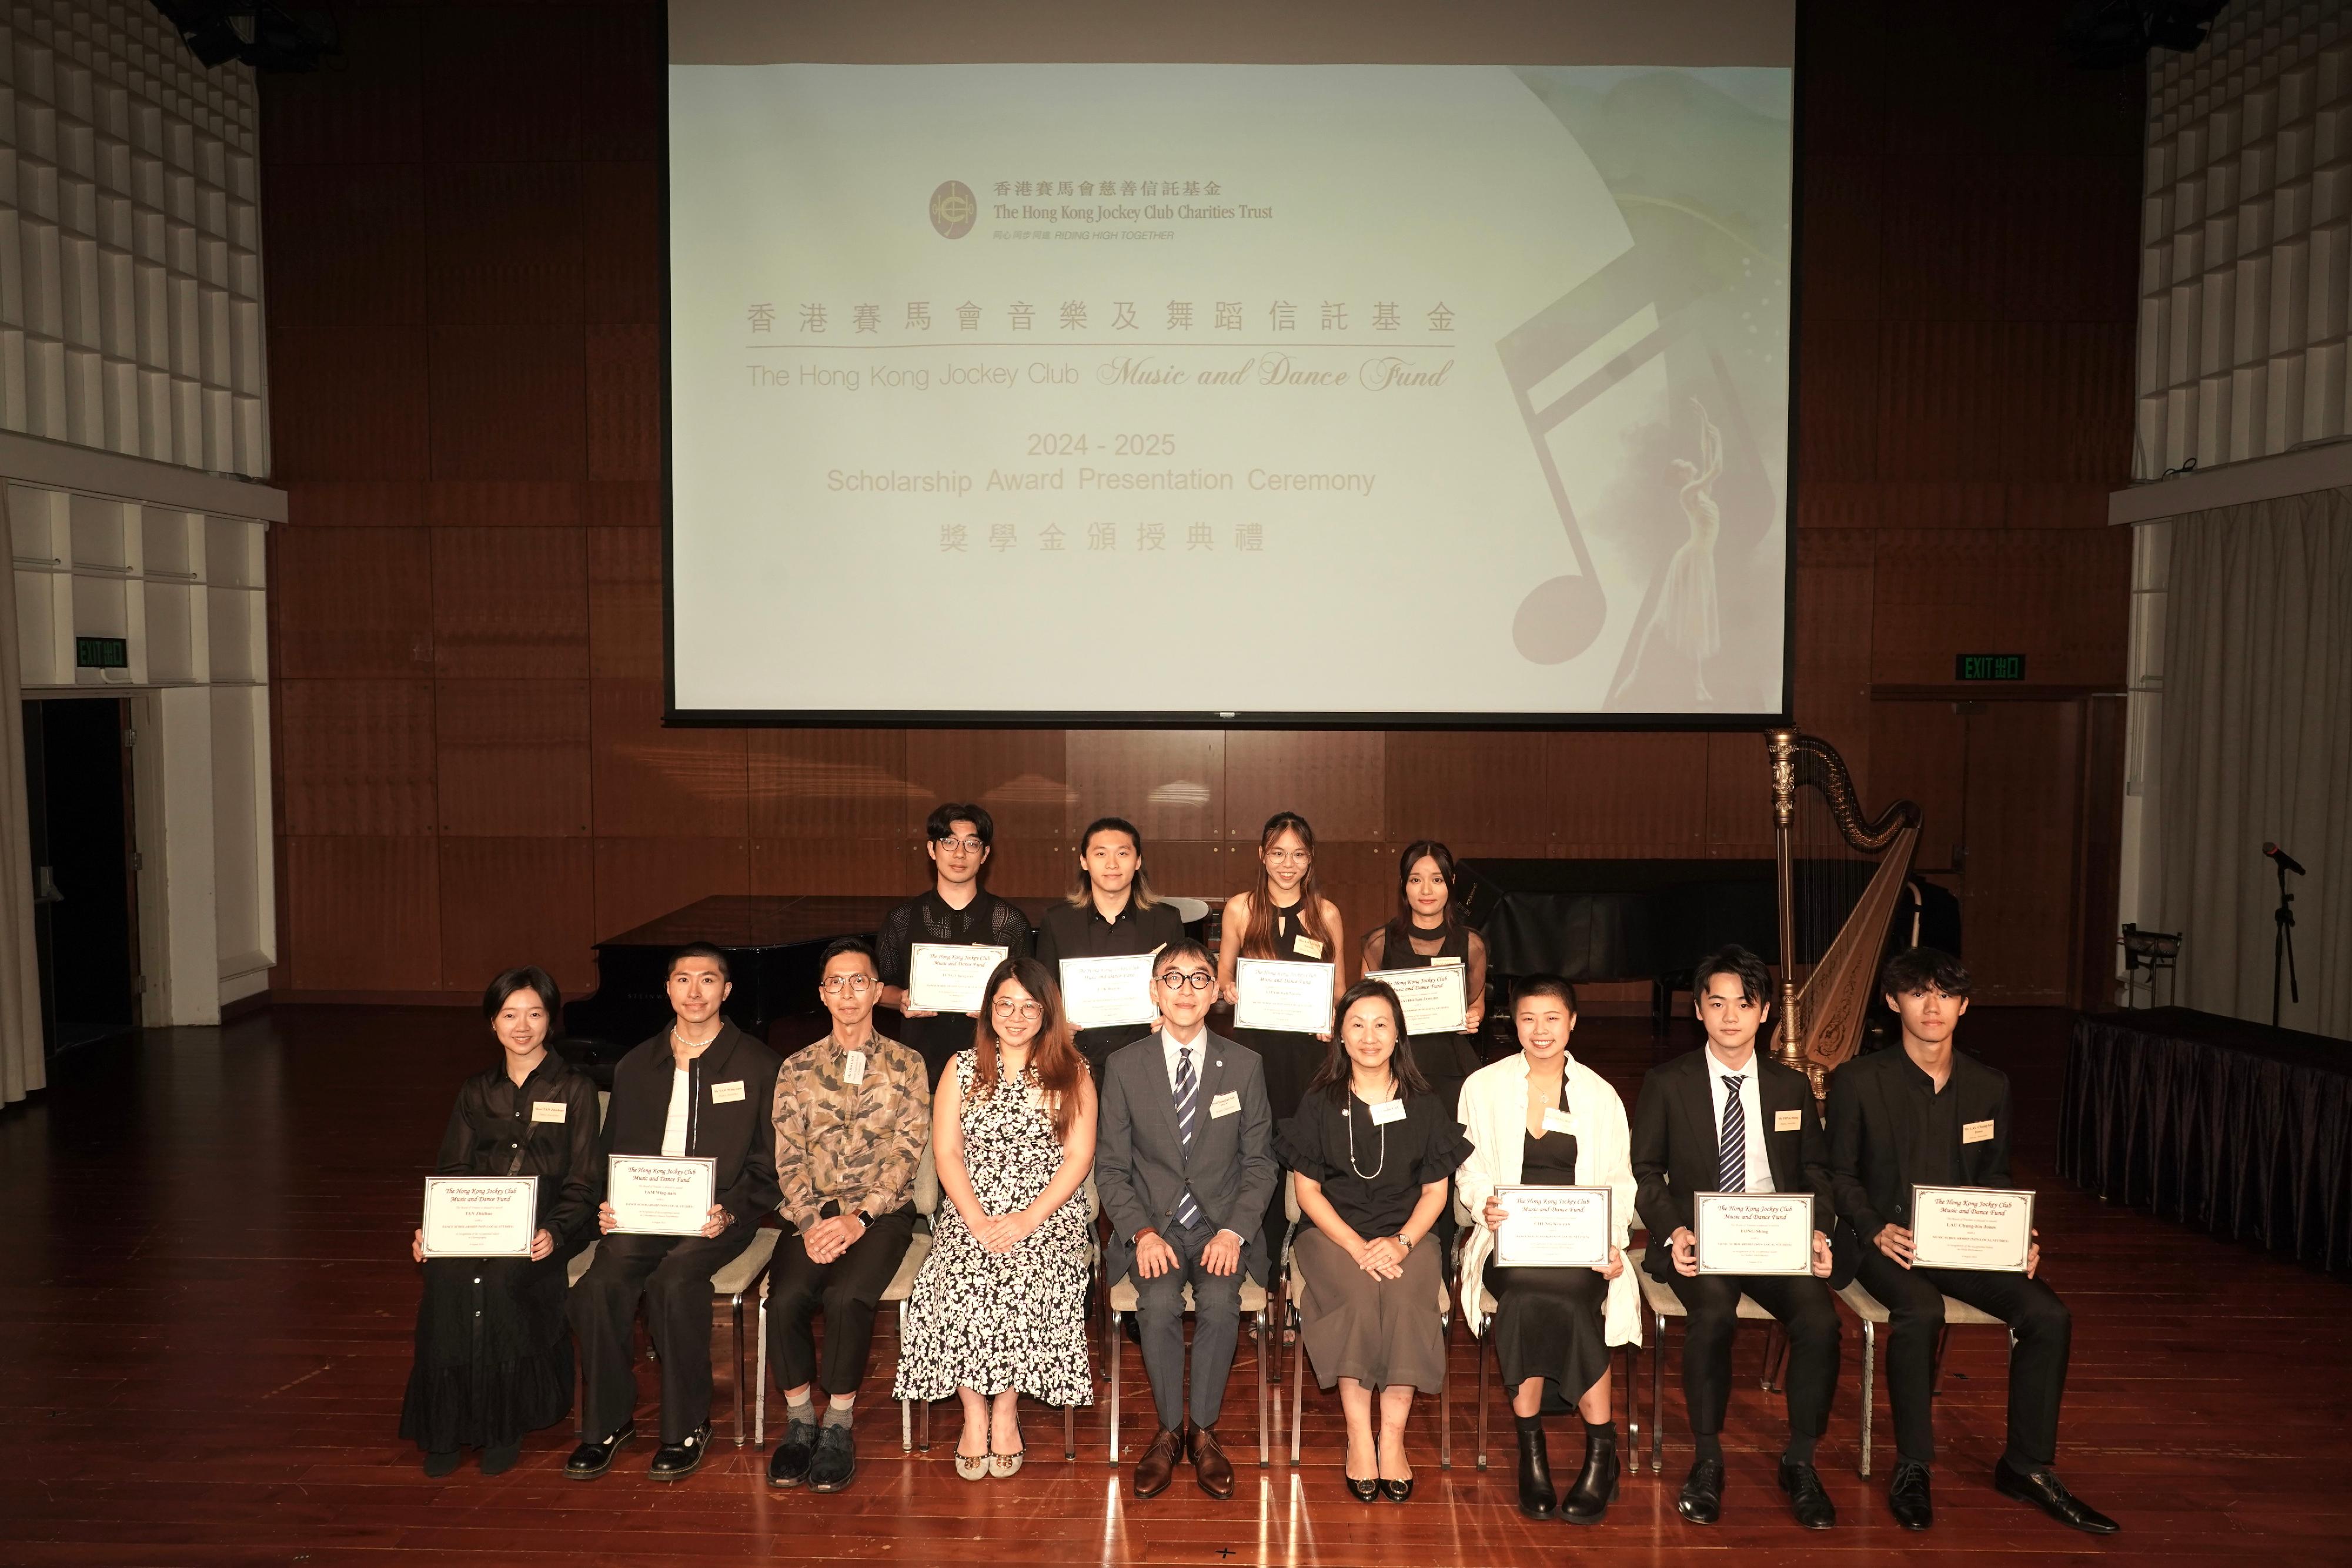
[1513,1415,1556,1520]
[1379,1476,1414,1503]
[421,1449,461,1478]
[479,1441,520,1477]
[1887,1459,1933,1530]
[1993,1457,2119,1534]
[563,1421,635,1480]
[648,1423,710,1482]
[1561,1434,1619,1526]
[807,1424,857,1492]
[1344,1472,1380,1503]
[1778,1459,1836,1529]
[767,1417,818,1487]
[1676,1457,1723,1525]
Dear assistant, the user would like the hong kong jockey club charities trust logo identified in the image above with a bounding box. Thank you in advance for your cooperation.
[930,180,977,239]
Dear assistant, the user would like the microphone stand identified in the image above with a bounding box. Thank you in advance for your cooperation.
[2271,857,2299,1028]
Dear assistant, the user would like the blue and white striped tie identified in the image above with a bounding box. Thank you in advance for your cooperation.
[1718,1076,1748,1193]
[1174,1045,1202,1228]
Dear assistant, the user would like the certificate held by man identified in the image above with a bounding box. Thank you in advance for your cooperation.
[1693,1191,1815,1275]
[1492,1183,1613,1269]
[907,942,1007,1015]
[1233,957,1337,1034]
[607,1154,719,1237]
[1365,965,1466,1035]
[420,1175,538,1258]
[1058,952,1159,1031]
[1910,1184,2034,1271]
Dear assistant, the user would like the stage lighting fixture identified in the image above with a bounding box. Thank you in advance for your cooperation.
[2059,1,2229,68]
[148,2,336,73]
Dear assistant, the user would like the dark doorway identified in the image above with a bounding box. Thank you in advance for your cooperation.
[22,697,141,1058]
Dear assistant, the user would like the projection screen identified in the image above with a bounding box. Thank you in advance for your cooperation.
[666,2,1797,726]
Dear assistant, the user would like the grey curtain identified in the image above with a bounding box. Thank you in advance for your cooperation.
[1,487,46,1104]
[2155,487,2352,1039]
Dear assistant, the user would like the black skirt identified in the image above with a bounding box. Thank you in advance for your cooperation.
[1484,1262,1612,1406]
[397,1254,575,1452]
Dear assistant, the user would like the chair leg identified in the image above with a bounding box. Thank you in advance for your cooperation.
[1289,1308,1307,1465]
[1760,1322,1785,1392]
[755,1276,770,1447]
[921,1392,933,1452]
[1108,1307,1122,1465]
[1064,1400,1075,1462]
[1475,1330,1488,1472]
[1930,1323,1951,1396]
[732,1290,749,1447]
[1255,1308,1270,1467]
[1268,1276,1285,1386]
[1650,1309,1666,1475]
[1857,1320,1875,1479]
[1621,1343,1641,1476]
[1438,1312,1452,1470]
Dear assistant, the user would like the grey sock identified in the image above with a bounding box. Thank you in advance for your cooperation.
[785,1393,816,1427]
[822,1402,854,1431]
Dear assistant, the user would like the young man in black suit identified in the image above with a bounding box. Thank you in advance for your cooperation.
[565,943,783,1483]
[1827,947,2117,1536]
[1632,944,1843,1530]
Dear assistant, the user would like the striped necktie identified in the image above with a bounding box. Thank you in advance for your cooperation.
[1718,1075,1747,1193]
[1174,1044,1202,1228]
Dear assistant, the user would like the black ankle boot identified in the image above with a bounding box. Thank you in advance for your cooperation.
[1561,1427,1619,1526]
[1514,1415,1556,1520]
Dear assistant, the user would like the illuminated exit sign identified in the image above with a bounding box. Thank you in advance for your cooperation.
[1955,653,2024,681]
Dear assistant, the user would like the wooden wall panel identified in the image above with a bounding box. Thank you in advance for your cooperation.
[279,482,425,530]
[587,525,663,681]
[749,837,923,900]
[263,162,429,330]
[285,835,440,992]
[586,325,662,482]
[593,837,748,942]
[1225,731,1381,843]
[590,679,748,837]
[439,837,598,995]
[256,5,423,166]
[427,481,584,530]
[427,326,588,481]
[1543,733,1712,854]
[1703,733,1775,855]
[435,678,592,838]
[903,730,1071,844]
[268,328,430,481]
[1385,732,1548,845]
[1869,701,1967,874]
[427,162,584,326]
[275,529,433,678]
[582,162,663,323]
[1872,528,2132,688]
[1962,701,2084,1004]
[747,729,913,838]
[1065,729,1224,843]
[420,6,587,165]
[278,679,437,837]
[431,528,590,680]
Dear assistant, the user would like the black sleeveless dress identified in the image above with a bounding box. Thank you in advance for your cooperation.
[1482,1078,1612,1407]
[1232,901,1332,1248]
[1374,917,1484,1118]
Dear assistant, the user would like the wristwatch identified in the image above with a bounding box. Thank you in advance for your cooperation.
[1395,1232,1414,1251]
[853,1210,873,1231]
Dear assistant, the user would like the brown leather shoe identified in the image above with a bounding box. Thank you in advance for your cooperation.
[1134,1425,1184,1499]
[1188,1422,1235,1500]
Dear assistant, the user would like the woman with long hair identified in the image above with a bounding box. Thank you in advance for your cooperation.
[893,957,1098,1478]
[1359,840,1489,1116]
[1034,815,1187,1081]
[1276,981,1472,1503]
[398,967,600,1475]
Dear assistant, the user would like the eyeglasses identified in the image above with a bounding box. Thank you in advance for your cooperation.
[991,998,1043,1019]
[933,836,987,853]
[1158,969,1215,991]
[820,975,876,995]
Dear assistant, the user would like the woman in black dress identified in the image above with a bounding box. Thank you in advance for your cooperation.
[399,967,601,1475]
[1277,981,1472,1503]
[1358,838,1489,1119]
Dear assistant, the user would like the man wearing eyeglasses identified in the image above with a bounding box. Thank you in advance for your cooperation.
[762,937,930,1493]
[875,803,1035,1086]
[1094,938,1276,1500]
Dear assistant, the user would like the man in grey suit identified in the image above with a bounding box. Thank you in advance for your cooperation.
[1094,937,1277,1500]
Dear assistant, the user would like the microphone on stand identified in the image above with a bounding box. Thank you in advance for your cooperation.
[2263,842,2306,876]
[2264,844,2303,1025]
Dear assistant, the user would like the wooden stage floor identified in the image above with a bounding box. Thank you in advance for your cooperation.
[1,1006,2344,1566]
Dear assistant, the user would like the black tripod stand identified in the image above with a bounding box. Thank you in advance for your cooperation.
[2271,857,2300,1028]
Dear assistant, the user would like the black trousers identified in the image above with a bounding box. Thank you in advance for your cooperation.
[569,1219,761,1445]
[1853,1249,2072,1467]
[764,1208,917,1399]
[1663,1269,1842,1441]
[1131,1218,1248,1430]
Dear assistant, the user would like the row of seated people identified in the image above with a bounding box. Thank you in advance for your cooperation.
[403,926,2116,1537]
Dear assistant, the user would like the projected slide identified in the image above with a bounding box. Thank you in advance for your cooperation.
[667,59,1792,721]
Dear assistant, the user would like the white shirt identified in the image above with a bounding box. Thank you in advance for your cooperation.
[1704,1049,1774,1194]
[662,1064,690,1158]
[1160,1024,1210,1096]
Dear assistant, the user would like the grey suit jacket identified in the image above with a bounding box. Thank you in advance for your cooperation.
[1094,1028,1277,1286]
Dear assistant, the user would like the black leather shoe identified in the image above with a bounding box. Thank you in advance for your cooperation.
[1344,1470,1380,1503]
[807,1424,857,1492]
[1513,1415,1556,1520]
[421,1449,461,1477]
[1379,1476,1414,1503]
[648,1423,710,1482]
[1778,1459,1836,1529]
[1561,1435,1619,1526]
[563,1421,634,1480]
[1887,1459,1933,1530]
[1676,1457,1723,1525]
[1993,1457,2119,1534]
[479,1441,520,1477]
[767,1418,818,1487]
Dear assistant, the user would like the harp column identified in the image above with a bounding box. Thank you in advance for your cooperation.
[1766,728,1808,1085]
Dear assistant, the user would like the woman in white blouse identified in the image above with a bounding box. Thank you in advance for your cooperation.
[1455,975,1639,1526]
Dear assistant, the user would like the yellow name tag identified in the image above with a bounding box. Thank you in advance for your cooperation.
[1774,1109,1802,1132]
[1432,955,1463,966]
[1962,1118,1996,1144]
[1541,1108,1576,1135]
[711,1079,746,1104]
[1293,934,1325,959]
[531,1099,567,1124]
[843,1051,867,1085]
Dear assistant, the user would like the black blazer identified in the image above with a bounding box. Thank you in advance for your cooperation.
[1824,1044,2012,1247]
[1631,1047,1842,1284]
[603,1021,784,1226]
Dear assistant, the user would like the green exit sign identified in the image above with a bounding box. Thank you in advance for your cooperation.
[1955,653,2024,681]
[75,636,128,670]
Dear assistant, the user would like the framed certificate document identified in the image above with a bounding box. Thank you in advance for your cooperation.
[1058,953,1158,1030]
[1233,958,1337,1034]
[1910,1185,2034,1271]
[1366,966,1466,1035]
[1693,1191,1816,1275]
[908,942,1007,1014]
[420,1175,538,1258]
[1493,1185,1612,1269]
[608,1155,718,1236]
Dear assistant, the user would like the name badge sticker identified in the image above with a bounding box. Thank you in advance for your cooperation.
[1367,1098,1406,1126]
[1209,1091,1241,1118]
[843,1050,867,1085]
[1962,1118,1996,1144]
[1292,934,1325,959]
[711,1079,746,1104]
[1541,1108,1576,1135]
[532,1099,567,1124]
[1774,1109,1803,1132]
[1433,955,1463,966]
